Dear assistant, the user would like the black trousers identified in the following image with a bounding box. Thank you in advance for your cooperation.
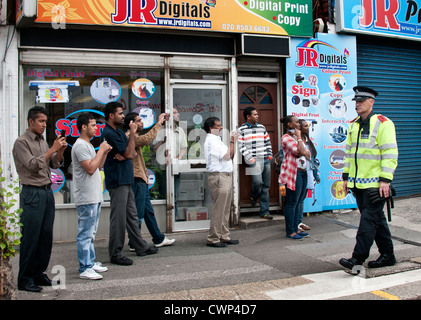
[352,188,394,262]
[18,185,55,287]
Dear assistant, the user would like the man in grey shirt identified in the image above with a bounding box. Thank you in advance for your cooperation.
[72,113,112,280]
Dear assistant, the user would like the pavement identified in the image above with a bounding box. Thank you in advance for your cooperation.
[8,196,421,304]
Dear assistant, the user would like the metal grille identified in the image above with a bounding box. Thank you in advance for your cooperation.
[357,40,421,197]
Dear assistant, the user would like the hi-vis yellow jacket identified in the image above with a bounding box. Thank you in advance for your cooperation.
[342,113,398,189]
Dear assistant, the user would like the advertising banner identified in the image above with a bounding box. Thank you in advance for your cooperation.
[337,0,421,41]
[35,0,312,37]
[286,33,359,212]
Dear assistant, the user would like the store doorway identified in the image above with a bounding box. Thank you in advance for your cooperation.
[170,84,227,231]
[238,83,279,209]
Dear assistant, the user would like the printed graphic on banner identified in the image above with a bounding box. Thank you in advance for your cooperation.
[90,78,121,104]
[337,0,421,41]
[35,0,312,37]
[286,33,358,212]
[50,168,65,193]
[55,109,106,150]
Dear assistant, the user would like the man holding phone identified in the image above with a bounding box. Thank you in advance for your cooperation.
[72,112,112,280]
[13,106,67,292]
[101,102,157,266]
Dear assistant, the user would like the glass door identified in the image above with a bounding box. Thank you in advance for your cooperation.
[170,84,227,231]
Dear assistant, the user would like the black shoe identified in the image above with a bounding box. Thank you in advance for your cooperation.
[207,242,227,248]
[339,257,363,270]
[368,254,396,268]
[261,214,273,220]
[34,273,53,286]
[18,283,43,293]
[137,247,158,256]
[111,256,133,265]
[223,240,239,245]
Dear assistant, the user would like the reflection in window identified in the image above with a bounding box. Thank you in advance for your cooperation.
[23,66,165,203]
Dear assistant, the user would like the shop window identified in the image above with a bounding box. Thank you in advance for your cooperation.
[22,66,165,204]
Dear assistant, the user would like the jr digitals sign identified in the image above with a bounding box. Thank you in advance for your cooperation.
[337,0,421,41]
[35,0,313,37]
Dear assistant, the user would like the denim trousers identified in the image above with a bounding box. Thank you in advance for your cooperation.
[76,202,101,273]
[130,179,165,245]
[284,170,308,235]
[248,158,271,216]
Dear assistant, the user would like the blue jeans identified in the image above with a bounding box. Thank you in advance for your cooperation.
[76,203,101,273]
[130,179,165,245]
[248,158,271,216]
[284,170,307,235]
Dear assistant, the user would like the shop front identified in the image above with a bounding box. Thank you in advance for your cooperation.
[7,0,314,239]
[20,46,233,237]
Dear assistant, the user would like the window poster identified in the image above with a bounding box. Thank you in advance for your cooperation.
[286,33,358,212]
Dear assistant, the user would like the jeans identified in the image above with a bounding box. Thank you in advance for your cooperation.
[297,186,309,227]
[248,158,271,216]
[76,203,101,273]
[130,179,165,245]
[284,170,307,235]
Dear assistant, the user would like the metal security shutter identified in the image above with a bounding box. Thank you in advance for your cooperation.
[357,38,421,197]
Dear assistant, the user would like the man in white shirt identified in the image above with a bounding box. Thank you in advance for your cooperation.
[72,112,112,280]
[204,117,239,248]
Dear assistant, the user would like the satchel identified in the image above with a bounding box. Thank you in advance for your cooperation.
[271,149,284,174]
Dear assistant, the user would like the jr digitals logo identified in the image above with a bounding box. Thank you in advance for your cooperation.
[111,0,213,25]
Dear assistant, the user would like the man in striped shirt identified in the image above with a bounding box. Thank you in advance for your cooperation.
[238,107,273,220]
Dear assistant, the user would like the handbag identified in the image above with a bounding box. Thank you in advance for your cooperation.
[271,149,284,174]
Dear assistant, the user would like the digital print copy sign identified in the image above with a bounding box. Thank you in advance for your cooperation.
[286,33,359,212]
[35,0,313,37]
[336,0,421,41]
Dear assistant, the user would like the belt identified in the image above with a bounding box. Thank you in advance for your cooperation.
[297,168,306,172]
[23,184,52,190]
[208,172,232,176]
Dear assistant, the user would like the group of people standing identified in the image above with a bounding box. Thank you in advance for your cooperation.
[169,85,399,277]
[12,102,176,291]
[11,85,398,292]
[204,106,319,247]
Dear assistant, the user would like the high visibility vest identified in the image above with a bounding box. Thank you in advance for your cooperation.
[343,114,398,189]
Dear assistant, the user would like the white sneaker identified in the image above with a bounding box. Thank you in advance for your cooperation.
[79,268,103,280]
[155,237,175,247]
[93,262,108,273]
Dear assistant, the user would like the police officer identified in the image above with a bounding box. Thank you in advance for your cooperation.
[339,86,398,271]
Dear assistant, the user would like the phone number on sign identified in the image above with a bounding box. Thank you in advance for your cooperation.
[222,24,270,33]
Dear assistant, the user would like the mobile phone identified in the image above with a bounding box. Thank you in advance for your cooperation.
[164,113,170,121]
[60,129,66,138]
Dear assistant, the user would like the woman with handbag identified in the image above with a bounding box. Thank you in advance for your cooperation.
[279,116,310,240]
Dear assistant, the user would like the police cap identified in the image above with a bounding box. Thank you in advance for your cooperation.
[352,86,378,101]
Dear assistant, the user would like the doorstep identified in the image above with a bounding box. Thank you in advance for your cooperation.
[238,214,284,230]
